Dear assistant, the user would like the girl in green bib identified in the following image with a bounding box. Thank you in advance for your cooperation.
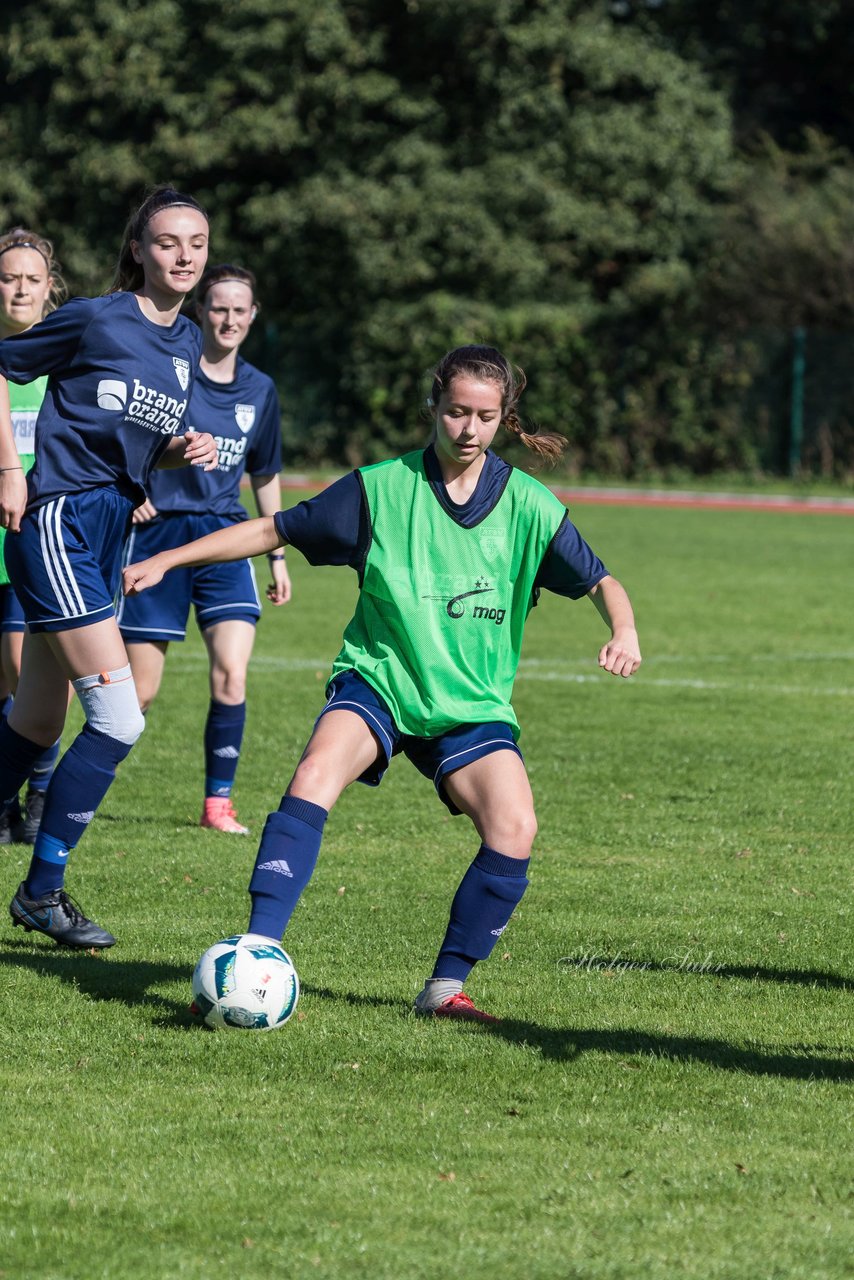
[124,345,642,1022]
[0,227,66,844]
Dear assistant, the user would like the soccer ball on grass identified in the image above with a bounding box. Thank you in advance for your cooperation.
[191,934,299,1030]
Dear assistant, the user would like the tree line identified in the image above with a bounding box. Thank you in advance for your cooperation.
[2,0,852,476]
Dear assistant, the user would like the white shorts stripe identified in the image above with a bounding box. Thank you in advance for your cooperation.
[49,498,87,615]
[319,698,395,762]
[38,499,84,618]
[433,737,519,788]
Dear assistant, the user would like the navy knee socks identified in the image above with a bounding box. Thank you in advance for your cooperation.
[431,844,530,982]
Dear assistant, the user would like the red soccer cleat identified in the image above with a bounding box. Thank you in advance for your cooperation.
[200,797,249,835]
[429,991,501,1024]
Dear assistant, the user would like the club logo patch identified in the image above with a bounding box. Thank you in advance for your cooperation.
[479,530,506,561]
[173,357,190,391]
[235,403,256,433]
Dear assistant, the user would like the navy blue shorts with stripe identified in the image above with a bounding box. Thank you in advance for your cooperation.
[319,669,523,815]
[117,513,261,643]
[4,490,134,633]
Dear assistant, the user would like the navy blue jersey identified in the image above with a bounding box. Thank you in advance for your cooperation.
[146,358,282,518]
[274,447,607,599]
[0,292,203,510]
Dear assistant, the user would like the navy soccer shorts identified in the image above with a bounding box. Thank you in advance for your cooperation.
[318,668,523,815]
[4,489,134,633]
[117,512,261,643]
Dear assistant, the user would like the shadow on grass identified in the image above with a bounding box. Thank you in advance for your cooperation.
[0,939,191,1019]
[489,1019,854,1081]
[3,952,850,1078]
[298,983,854,1083]
[558,953,853,992]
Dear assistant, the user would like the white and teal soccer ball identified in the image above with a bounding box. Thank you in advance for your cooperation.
[191,934,299,1031]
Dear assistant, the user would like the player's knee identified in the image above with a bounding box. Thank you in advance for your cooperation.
[72,664,146,746]
[211,671,247,704]
[289,753,327,798]
[491,808,538,857]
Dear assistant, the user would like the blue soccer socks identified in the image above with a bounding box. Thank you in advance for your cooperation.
[204,699,246,798]
[431,844,530,982]
[23,724,134,897]
[28,738,61,793]
[0,721,51,807]
[247,795,329,940]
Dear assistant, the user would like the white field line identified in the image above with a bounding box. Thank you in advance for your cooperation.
[177,651,854,697]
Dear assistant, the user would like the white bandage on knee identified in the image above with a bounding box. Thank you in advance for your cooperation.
[72,664,146,745]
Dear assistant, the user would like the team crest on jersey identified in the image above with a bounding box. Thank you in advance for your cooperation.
[235,403,256,433]
[479,531,506,562]
[173,357,190,391]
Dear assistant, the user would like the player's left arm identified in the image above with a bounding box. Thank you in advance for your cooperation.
[0,376,28,532]
[587,575,642,678]
[251,472,291,606]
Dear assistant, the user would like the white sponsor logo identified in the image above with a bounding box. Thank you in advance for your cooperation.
[214,746,239,758]
[173,357,190,390]
[67,811,96,824]
[96,379,128,411]
[212,433,248,470]
[128,378,188,435]
[257,859,294,878]
[490,925,507,937]
[235,403,256,433]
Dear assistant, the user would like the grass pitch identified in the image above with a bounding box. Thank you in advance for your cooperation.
[0,497,851,1280]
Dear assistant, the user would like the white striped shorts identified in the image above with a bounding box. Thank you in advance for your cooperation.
[4,489,133,633]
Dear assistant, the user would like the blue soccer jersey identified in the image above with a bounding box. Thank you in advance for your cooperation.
[145,358,282,518]
[0,292,203,510]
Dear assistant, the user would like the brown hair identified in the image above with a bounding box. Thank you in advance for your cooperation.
[196,263,259,309]
[109,185,208,294]
[0,226,67,315]
[429,344,567,465]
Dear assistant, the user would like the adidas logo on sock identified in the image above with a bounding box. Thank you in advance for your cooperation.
[214,746,240,758]
[257,859,294,878]
[68,811,95,824]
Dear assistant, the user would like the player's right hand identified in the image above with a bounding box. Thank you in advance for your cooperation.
[0,468,28,533]
[132,498,159,525]
[122,558,165,596]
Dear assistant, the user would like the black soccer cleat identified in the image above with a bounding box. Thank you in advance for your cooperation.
[0,796,23,846]
[11,787,46,846]
[9,882,116,949]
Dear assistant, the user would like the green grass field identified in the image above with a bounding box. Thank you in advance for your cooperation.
[1,497,851,1280]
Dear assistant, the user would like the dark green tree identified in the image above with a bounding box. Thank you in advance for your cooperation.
[1,1,753,472]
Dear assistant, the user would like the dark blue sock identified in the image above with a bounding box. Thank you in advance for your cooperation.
[0,721,50,807]
[247,795,328,940]
[0,694,13,722]
[25,724,134,897]
[204,699,246,798]
[28,738,61,793]
[432,844,530,982]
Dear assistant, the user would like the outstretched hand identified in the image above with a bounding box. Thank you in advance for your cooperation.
[122,557,165,597]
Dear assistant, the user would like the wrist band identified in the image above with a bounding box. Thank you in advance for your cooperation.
[0,466,23,473]
[267,553,285,562]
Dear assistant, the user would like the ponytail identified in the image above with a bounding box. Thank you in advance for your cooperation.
[429,344,567,466]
